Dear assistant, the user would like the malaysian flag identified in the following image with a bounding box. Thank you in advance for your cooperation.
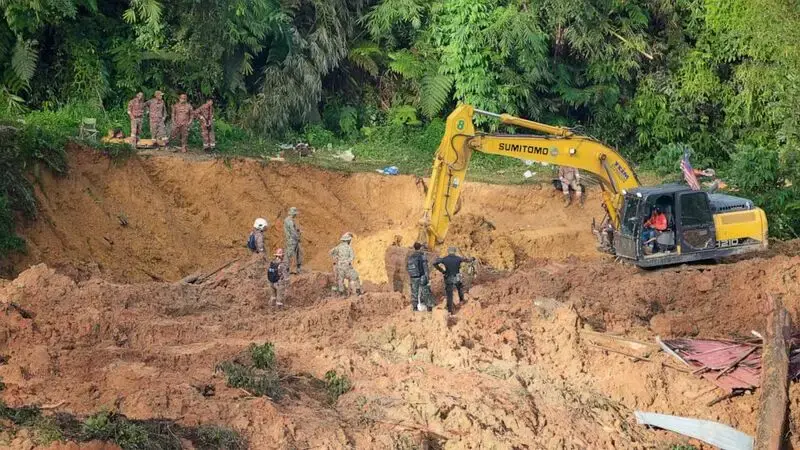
[680,151,701,190]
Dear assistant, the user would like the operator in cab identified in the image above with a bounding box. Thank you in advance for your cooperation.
[642,207,667,252]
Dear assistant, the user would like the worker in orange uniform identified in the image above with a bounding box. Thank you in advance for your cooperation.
[642,207,667,252]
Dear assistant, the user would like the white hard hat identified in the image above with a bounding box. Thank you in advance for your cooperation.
[254,218,268,231]
[340,232,352,241]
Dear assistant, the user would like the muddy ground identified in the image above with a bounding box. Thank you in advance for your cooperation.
[2,148,799,449]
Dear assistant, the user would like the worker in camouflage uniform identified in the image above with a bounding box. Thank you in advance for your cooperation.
[407,242,434,312]
[193,99,216,151]
[170,94,193,153]
[283,207,303,273]
[145,91,168,146]
[268,248,290,307]
[330,233,362,296]
[127,92,145,145]
[558,166,584,207]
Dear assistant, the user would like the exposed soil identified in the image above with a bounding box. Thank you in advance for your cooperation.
[2,148,799,449]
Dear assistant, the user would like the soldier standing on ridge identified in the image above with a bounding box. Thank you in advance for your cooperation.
[145,91,168,146]
[193,99,216,151]
[127,92,145,145]
[170,94,194,153]
[330,233,362,296]
[283,207,303,273]
[558,165,584,207]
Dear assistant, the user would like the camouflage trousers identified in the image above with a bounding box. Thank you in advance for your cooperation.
[200,118,216,149]
[150,118,168,142]
[334,263,360,295]
[171,123,189,151]
[561,178,582,195]
[410,277,434,311]
[285,240,302,271]
[270,281,287,305]
[130,117,143,140]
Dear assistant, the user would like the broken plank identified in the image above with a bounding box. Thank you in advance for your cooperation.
[579,330,659,352]
[587,343,689,373]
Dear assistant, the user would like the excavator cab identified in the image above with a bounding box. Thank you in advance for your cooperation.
[614,185,764,267]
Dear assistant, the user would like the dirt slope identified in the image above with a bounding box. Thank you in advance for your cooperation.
[2,253,799,449]
[3,149,799,449]
[9,147,602,283]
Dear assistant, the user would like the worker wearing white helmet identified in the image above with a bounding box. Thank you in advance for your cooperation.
[329,232,362,296]
[247,217,269,256]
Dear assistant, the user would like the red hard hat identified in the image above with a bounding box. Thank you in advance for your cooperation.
[274,248,284,257]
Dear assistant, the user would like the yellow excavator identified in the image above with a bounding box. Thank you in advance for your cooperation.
[419,105,769,267]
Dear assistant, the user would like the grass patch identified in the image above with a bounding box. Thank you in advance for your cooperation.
[217,341,283,400]
[249,342,276,370]
[217,361,282,399]
[186,424,247,450]
[324,370,352,404]
[0,404,246,450]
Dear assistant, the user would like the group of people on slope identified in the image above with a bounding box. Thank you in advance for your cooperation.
[247,210,475,315]
[247,207,361,307]
[126,91,216,152]
[407,243,475,315]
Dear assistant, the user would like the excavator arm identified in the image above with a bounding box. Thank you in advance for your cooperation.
[420,104,641,249]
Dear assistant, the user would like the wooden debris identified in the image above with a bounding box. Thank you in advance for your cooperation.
[754,294,791,450]
[580,330,659,352]
[587,343,689,373]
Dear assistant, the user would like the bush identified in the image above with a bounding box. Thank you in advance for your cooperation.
[324,370,352,404]
[218,361,282,400]
[188,425,247,450]
[81,412,153,450]
[249,342,276,370]
[0,400,42,426]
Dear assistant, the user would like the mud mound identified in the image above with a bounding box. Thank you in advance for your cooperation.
[9,147,603,283]
[3,252,799,448]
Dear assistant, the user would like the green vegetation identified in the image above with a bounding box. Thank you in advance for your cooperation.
[0,402,246,450]
[0,0,798,245]
[217,342,283,399]
[324,370,353,404]
[249,342,276,370]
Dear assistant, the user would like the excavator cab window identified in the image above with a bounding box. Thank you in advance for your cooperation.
[642,194,676,254]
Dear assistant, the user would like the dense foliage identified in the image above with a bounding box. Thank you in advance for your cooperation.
[0,0,798,239]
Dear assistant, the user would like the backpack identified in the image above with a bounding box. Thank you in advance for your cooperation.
[247,232,257,252]
[406,252,424,278]
[267,261,281,283]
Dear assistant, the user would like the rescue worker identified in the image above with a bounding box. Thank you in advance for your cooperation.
[642,207,667,252]
[283,207,303,273]
[127,92,145,145]
[249,218,268,258]
[329,233,362,296]
[558,166,584,207]
[193,99,216,151]
[145,90,168,146]
[170,94,193,153]
[407,242,433,312]
[268,248,290,307]
[433,247,475,315]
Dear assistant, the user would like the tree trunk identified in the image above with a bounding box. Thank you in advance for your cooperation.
[754,294,792,450]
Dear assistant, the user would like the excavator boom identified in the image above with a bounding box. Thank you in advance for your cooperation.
[420,104,640,249]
